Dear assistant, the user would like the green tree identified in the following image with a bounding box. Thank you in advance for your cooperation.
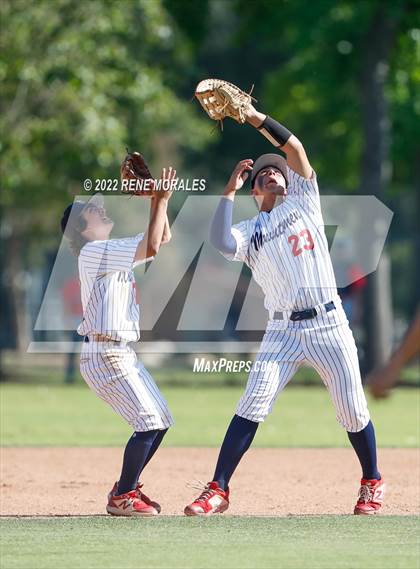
[172,0,418,367]
[0,0,212,350]
[235,0,418,193]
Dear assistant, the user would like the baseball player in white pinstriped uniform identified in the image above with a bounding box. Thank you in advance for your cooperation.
[185,96,385,516]
[61,167,176,516]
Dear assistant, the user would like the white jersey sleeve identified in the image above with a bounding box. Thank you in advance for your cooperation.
[286,166,321,212]
[80,233,151,276]
[221,220,252,263]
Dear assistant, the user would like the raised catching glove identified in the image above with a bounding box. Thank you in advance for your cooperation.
[195,79,255,127]
[120,150,154,197]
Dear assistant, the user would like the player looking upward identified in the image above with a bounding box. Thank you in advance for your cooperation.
[186,81,385,516]
[61,167,176,517]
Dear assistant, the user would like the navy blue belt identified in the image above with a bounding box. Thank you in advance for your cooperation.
[84,335,129,344]
[272,301,335,321]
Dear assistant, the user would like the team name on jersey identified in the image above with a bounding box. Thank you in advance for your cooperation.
[250,209,302,252]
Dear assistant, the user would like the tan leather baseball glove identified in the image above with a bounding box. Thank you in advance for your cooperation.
[195,79,255,127]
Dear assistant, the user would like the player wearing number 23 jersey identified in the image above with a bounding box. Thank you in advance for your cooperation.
[185,97,385,517]
[230,166,336,313]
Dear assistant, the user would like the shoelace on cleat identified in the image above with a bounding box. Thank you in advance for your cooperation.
[186,480,218,502]
[135,484,153,504]
[358,485,374,503]
[196,487,216,503]
[135,483,145,496]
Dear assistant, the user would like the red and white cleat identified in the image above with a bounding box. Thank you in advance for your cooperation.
[135,483,161,514]
[106,482,158,516]
[108,481,161,514]
[184,481,230,516]
[354,478,386,515]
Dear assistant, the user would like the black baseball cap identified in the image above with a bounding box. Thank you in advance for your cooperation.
[251,153,289,188]
[60,193,104,239]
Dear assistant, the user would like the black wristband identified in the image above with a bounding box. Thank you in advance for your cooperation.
[258,115,292,147]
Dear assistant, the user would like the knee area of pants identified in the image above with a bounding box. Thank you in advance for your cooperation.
[239,415,265,424]
[238,404,271,420]
[237,407,267,422]
[337,416,370,433]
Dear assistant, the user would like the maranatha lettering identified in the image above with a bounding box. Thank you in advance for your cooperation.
[250,210,302,252]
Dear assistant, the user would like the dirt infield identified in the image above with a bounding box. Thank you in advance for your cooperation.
[1,447,418,516]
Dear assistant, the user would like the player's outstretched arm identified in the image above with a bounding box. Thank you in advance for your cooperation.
[244,105,313,179]
[135,167,175,261]
[161,215,171,244]
[209,159,253,254]
[150,198,171,245]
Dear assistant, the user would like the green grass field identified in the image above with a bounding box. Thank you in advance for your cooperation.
[1,380,419,569]
[1,383,419,447]
[1,516,419,569]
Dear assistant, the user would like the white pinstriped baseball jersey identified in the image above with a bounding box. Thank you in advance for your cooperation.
[77,232,173,432]
[225,167,337,313]
[77,233,151,342]
[221,165,370,431]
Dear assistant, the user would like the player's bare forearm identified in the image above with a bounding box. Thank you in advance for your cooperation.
[135,167,175,261]
[161,215,171,244]
[150,196,171,245]
[135,198,168,261]
[245,104,313,179]
[245,106,266,128]
[282,136,312,179]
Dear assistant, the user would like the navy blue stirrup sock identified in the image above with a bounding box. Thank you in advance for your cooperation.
[347,420,381,480]
[213,415,259,490]
[143,428,168,468]
[117,430,159,495]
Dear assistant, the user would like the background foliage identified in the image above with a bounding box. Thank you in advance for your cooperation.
[0,0,419,355]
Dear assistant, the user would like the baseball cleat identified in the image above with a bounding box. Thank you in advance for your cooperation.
[184,481,229,516]
[135,483,161,514]
[107,482,158,516]
[354,478,386,515]
[108,481,161,514]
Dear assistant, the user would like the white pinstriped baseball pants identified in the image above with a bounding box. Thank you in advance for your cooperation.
[80,340,174,431]
[236,301,370,432]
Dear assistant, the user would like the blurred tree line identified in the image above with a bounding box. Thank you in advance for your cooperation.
[0,0,418,363]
